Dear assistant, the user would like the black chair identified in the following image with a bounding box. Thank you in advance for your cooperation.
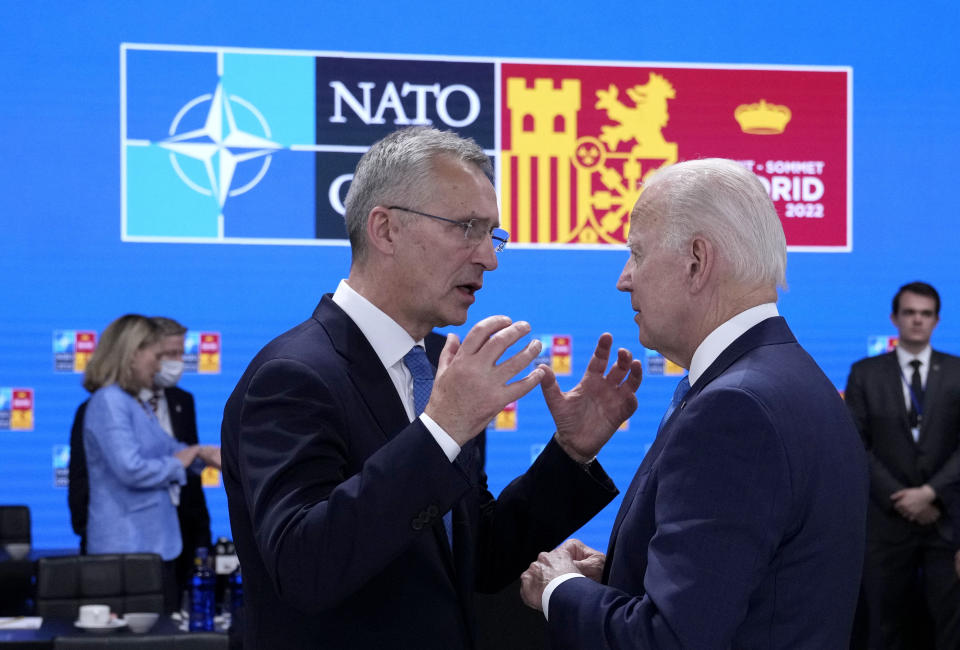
[0,504,31,554]
[0,504,33,615]
[36,553,165,620]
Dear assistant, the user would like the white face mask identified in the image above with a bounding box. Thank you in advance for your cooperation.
[154,359,184,388]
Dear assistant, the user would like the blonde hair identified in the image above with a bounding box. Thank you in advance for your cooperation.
[82,314,161,394]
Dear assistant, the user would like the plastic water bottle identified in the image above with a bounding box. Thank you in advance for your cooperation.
[189,547,216,631]
[213,537,238,614]
[228,567,243,629]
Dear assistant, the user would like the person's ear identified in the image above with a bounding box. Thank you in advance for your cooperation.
[366,206,398,255]
[687,236,714,292]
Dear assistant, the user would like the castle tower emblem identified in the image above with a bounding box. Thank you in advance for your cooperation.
[502,72,678,245]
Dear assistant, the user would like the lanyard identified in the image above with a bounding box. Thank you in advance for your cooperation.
[898,366,925,421]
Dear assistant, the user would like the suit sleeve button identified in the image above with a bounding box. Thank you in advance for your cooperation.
[426,505,439,517]
[411,519,424,530]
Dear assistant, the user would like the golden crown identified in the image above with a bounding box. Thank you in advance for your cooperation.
[734,99,791,135]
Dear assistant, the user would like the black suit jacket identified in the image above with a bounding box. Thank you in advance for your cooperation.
[220,296,618,649]
[845,349,960,543]
[68,387,212,555]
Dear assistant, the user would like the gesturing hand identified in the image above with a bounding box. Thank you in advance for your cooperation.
[543,333,643,463]
[426,316,546,445]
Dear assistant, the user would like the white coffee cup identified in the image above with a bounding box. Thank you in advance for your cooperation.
[78,604,111,626]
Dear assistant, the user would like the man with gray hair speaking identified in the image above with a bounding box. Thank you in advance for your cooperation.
[520,158,869,648]
[221,126,641,649]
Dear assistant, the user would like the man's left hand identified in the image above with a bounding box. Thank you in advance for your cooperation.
[542,333,643,463]
[891,485,937,521]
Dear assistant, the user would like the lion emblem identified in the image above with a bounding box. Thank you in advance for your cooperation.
[595,73,677,162]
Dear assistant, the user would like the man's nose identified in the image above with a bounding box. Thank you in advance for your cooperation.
[616,261,633,292]
[473,237,499,271]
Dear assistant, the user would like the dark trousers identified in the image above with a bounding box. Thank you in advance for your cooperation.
[162,559,180,613]
[863,529,960,650]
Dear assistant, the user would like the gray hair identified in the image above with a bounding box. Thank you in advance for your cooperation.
[343,127,492,264]
[637,158,787,288]
[150,316,186,337]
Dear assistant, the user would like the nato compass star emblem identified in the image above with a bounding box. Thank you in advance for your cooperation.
[160,82,281,209]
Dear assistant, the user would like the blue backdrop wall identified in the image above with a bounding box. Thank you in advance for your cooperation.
[2,1,958,553]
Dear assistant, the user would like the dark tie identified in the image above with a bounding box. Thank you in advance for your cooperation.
[909,359,923,429]
[147,392,160,414]
[658,375,691,433]
[403,346,453,548]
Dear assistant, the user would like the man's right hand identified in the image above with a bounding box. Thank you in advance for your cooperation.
[174,444,201,468]
[425,316,545,446]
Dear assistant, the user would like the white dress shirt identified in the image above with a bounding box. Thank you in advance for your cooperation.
[138,387,173,436]
[895,344,931,441]
[332,279,461,462]
[541,302,781,618]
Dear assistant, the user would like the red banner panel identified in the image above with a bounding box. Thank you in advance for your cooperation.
[500,62,850,251]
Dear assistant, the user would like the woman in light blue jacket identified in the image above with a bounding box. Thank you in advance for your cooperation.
[81,314,214,610]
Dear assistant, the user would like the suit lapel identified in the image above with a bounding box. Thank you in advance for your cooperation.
[919,351,944,442]
[313,296,409,442]
[881,353,914,441]
[316,299,462,575]
[604,317,797,582]
[163,389,185,443]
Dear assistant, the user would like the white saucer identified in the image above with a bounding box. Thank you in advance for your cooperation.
[73,618,128,632]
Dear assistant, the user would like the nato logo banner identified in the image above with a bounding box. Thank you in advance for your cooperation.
[123,45,317,243]
[183,331,221,374]
[124,45,849,252]
[645,349,686,376]
[868,335,898,356]
[314,55,495,240]
[494,401,518,431]
[0,388,34,431]
[53,445,70,487]
[53,330,97,373]
[202,467,221,488]
[532,335,573,376]
[123,44,495,245]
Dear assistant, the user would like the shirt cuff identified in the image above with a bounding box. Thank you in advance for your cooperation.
[420,413,461,462]
[542,573,587,620]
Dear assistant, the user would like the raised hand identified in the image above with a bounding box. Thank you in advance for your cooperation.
[542,333,642,463]
[426,316,545,445]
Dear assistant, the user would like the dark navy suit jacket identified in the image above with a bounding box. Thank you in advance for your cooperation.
[548,317,868,649]
[220,296,617,649]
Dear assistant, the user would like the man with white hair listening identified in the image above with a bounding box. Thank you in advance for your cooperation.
[521,158,869,649]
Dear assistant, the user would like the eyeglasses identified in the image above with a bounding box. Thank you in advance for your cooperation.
[388,206,509,253]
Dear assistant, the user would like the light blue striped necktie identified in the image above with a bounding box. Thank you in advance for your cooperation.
[403,346,453,549]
